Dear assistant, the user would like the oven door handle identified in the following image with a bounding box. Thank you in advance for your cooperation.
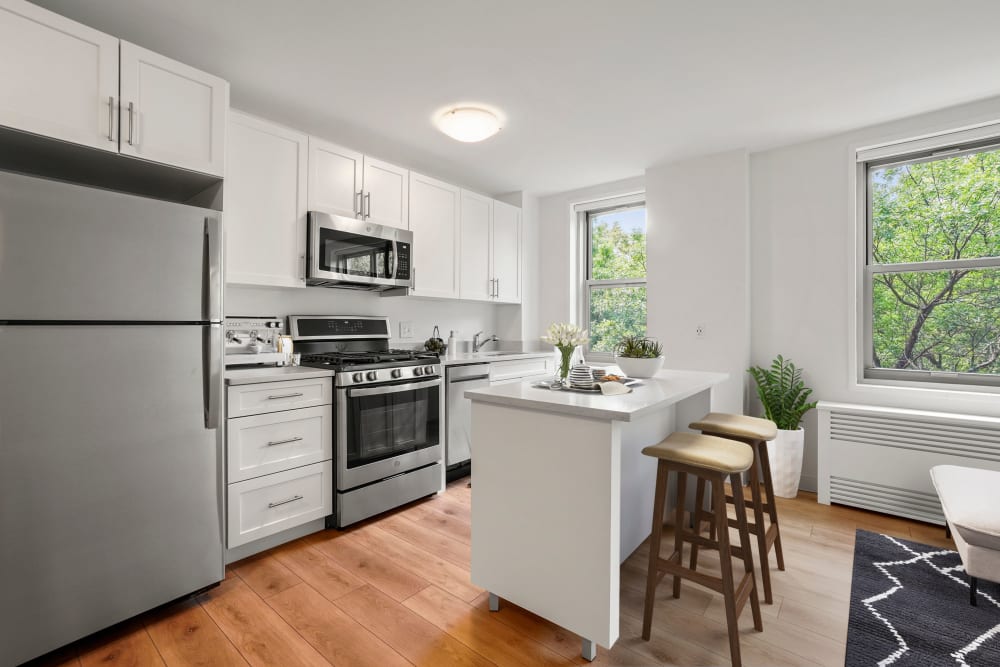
[347,377,442,398]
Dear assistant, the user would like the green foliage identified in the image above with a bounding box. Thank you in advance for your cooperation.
[871,149,1000,374]
[615,335,662,358]
[748,355,817,430]
[589,216,647,351]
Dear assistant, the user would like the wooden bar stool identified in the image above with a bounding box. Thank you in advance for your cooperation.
[641,432,763,667]
[690,412,783,604]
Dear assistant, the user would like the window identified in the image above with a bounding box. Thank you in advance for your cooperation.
[581,201,647,354]
[864,139,1000,386]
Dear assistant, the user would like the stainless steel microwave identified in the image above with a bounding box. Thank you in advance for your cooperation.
[306,211,412,292]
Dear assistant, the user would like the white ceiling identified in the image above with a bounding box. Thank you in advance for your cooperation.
[33,0,1000,196]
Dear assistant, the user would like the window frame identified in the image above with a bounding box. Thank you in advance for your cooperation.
[861,136,1000,387]
[576,196,647,360]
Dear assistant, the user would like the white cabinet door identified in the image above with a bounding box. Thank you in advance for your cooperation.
[226,112,308,288]
[0,0,118,152]
[363,156,408,229]
[459,190,494,301]
[492,200,521,303]
[119,41,228,176]
[409,172,460,299]
[308,137,363,218]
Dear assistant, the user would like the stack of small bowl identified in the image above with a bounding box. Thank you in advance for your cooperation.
[569,364,595,390]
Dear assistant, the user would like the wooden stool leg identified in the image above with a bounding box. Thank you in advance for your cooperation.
[758,441,785,571]
[731,472,763,632]
[714,473,742,667]
[642,461,669,640]
[747,447,773,604]
[672,471,688,599]
[689,476,706,571]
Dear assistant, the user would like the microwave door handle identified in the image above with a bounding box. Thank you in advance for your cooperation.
[348,377,441,398]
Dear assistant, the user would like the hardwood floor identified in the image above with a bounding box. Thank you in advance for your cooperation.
[30,478,953,667]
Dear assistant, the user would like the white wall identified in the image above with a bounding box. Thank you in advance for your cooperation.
[537,176,645,333]
[646,150,750,414]
[226,285,500,349]
[751,94,1000,491]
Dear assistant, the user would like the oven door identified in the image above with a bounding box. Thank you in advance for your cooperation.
[337,377,442,489]
[307,213,411,288]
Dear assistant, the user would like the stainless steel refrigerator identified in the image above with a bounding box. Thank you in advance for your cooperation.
[0,170,225,665]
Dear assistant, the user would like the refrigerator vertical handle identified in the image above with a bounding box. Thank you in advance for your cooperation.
[204,217,222,322]
[204,323,222,429]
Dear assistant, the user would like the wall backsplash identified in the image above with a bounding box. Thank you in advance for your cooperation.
[226,285,505,348]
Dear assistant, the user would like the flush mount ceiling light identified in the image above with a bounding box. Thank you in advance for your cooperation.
[436,107,502,143]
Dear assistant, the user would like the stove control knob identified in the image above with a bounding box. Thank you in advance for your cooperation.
[391,369,403,379]
[424,365,436,375]
[366,371,378,382]
[413,367,424,376]
[352,372,364,383]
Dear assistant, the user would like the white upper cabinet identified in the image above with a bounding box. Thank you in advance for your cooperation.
[226,112,308,288]
[0,0,118,152]
[119,41,228,176]
[308,137,363,218]
[492,200,522,303]
[362,157,408,229]
[409,172,460,299]
[459,190,494,301]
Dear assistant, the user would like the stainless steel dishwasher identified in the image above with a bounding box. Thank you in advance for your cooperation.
[446,363,491,476]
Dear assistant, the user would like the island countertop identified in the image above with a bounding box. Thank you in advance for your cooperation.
[464,368,728,421]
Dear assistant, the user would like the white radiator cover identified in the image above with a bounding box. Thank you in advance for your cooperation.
[818,401,1000,525]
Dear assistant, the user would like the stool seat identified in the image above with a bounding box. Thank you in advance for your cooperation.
[690,412,777,441]
[641,432,753,474]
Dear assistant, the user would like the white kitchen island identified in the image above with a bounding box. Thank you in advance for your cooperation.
[465,369,727,661]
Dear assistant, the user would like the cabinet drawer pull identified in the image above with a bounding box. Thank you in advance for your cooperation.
[107,96,114,141]
[267,495,304,508]
[267,392,304,400]
[265,436,303,447]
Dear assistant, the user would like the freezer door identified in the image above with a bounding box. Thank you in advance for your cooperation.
[0,324,224,666]
[0,170,222,321]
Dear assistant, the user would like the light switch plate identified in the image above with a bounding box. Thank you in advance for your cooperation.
[399,321,414,339]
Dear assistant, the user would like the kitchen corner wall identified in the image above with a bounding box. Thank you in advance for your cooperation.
[645,150,750,416]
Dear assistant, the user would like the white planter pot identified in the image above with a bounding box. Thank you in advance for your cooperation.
[614,355,665,378]
[765,427,805,498]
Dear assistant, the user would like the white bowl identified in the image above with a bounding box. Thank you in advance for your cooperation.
[615,356,664,378]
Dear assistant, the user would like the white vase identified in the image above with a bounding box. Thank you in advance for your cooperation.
[614,355,665,378]
[765,427,805,498]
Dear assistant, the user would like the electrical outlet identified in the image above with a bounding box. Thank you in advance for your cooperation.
[399,321,414,339]
[695,325,705,338]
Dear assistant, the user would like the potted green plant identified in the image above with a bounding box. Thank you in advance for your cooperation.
[748,355,818,498]
[614,336,664,378]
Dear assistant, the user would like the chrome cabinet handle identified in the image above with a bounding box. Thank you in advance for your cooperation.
[127,101,134,145]
[364,192,371,219]
[268,495,304,508]
[107,96,114,141]
[265,436,303,447]
[495,277,500,298]
[267,392,304,400]
[412,267,416,291]
[355,190,363,218]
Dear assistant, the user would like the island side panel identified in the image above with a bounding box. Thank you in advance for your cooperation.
[470,402,621,648]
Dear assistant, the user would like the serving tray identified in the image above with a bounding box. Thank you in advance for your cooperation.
[532,379,642,394]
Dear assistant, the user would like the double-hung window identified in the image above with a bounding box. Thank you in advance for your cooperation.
[580,200,647,355]
[863,137,1000,386]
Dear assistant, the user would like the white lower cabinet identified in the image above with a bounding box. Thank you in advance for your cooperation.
[227,460,333,548]
[489,356,552,383]
[225,377,333,551]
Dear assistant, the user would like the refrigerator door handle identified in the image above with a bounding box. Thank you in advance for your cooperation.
[204,217,222,322]
[204,323,222,429]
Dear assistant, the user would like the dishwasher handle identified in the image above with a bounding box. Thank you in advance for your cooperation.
[448,374,490,384]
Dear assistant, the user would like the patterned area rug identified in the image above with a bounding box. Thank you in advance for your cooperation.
[847,529,1000,666]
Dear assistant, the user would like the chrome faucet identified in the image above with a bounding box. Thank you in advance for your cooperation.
[473,331,499,352]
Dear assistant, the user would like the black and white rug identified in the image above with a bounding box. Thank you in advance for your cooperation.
[847,529,1000,666]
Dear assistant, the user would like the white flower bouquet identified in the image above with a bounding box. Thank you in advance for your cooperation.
[541,322,588,380]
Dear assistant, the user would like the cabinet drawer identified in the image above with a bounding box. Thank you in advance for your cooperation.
[489,357,552,382]
[227,377,331,418]
[227,405,332,483]
[227,460,332,548]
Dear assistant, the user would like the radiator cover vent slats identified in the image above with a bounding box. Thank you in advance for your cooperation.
[829,476,944,524]
[829,412,1000,463]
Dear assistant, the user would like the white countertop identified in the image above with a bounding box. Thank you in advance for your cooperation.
[465,369,728,421]
[440,351,551,366]
[225,365,336,386]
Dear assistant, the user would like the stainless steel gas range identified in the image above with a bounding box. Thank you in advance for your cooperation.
[289,315,444,527]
